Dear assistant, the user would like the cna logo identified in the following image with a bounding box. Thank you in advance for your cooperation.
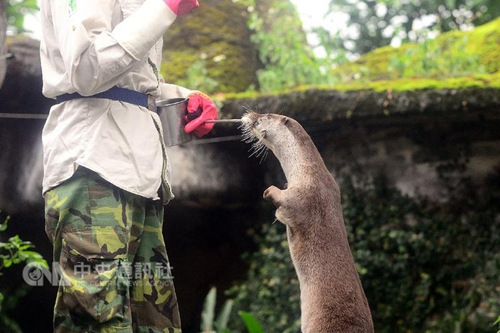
[22,262,66,287]
[22,261,174,287]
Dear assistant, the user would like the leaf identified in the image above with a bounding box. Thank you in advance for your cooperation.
[200,287,217,332]
[8,235,22,245]
[238,311,265,333]
[18,242,34,251]
[215,299,233,331]
[494,316,500,333]
[3,258,12,268]
[0,216,9,232]
[20,250,47,264]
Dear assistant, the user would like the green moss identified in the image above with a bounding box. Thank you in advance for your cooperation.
[220,72,500,102]
[464,17,500,73]
[161,0,259,93]
[330,73,500,92]
[332,17,500,82]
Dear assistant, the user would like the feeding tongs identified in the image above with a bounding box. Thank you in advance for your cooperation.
[205,119,242,124]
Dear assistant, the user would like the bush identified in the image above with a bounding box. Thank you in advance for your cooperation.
[228,171,500,332]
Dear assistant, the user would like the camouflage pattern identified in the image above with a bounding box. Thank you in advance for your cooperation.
[44,167,181,332]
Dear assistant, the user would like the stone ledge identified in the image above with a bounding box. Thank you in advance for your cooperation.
[221,86,500,125]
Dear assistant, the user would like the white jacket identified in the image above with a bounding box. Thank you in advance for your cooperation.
[40,0,190,202]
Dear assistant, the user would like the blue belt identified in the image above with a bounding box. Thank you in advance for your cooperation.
[56,86,151,109]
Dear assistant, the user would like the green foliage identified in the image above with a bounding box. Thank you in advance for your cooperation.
[228,170,500,332]
[326,0,500,55]
[0,213,48,332]
[0,218,48,272]
[231,1,498,94]
[238,311,265,333]
[6,0,39,34]
[344,172,500,332]
[332,17,500,83]
[245,0,332,92]
[200,287,234,333]
[494,315,500,333]
[388,36,486,78]
[199,287,267,333]
[166,0,496,93]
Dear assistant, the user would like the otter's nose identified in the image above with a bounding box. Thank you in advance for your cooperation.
[241,111,259,126]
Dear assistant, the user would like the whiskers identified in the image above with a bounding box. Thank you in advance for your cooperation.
[239,109,269,163]
[249,140,269,163]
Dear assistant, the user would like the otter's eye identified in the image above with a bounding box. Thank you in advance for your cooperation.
[250,119,258,128]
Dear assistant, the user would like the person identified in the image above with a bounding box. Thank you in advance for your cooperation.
[39,0,217,331]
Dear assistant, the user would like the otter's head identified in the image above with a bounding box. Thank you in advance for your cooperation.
[240,111,297,160]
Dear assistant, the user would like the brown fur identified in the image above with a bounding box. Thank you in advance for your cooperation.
[242,112,374,333]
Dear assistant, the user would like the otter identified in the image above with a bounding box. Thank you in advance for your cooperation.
[241,112,374,333]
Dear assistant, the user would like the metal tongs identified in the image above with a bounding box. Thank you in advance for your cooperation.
[205,119,242,124]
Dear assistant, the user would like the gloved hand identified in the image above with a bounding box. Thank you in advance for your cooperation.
[163,0,199,16]
[184,92,218,137]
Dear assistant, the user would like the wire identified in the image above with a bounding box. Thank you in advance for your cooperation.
[0,113,48,119]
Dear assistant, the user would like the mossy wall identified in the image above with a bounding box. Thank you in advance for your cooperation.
[161,0,259,93]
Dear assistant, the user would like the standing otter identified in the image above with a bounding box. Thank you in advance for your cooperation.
[241,112,374,333]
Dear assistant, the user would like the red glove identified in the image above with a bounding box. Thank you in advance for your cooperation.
[163,0,199,16]
[184,92,218,137]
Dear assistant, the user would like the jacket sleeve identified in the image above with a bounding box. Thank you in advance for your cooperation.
[48,0,176,96]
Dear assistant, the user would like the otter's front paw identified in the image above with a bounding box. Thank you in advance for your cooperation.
[263,185,282,207]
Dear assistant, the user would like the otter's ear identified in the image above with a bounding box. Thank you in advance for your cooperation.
[281,117,289,125]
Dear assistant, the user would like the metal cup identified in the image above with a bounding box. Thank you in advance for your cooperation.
[156,98,193,147]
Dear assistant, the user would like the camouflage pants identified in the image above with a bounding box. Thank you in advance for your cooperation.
[44,167,182,333]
